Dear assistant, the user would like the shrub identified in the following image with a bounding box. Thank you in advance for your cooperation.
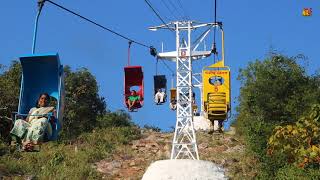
[268,104,320,168]
[97,110,133,128]
[236,54,320,177]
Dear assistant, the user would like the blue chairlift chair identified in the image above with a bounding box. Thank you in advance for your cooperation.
[14,53,65,141]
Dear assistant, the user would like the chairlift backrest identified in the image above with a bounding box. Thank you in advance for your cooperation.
[170,88,177,102]
[19,53,64,116]
[18,53,65,140]
[153,75,167,94]
[124,66,144,106]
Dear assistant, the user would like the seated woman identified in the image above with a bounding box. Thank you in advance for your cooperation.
[10,93,55,151]
[127,90,141,111]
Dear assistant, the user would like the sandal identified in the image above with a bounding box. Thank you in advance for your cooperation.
[23,142,34,152]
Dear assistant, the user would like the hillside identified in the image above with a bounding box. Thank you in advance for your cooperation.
[95,128,256,179]
[0,127,256,179]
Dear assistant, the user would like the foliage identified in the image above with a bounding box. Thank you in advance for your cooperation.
[143,125,161,132]
[235,54,320,177]
[275,164,320,180]
[237,55,318,125]
[97,110,133,128]
[0,61,21,115]
[268,104,320,168]
[0,62,21,141]
[61,66,106,139]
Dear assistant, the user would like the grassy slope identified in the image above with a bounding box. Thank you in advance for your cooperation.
[0,127,257,179]
[0,127,140,179]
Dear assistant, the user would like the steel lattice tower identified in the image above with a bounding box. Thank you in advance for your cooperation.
[150,21,217,159]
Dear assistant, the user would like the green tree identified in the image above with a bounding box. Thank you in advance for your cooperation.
[268,104,320,169]
[60,66,106,139]
[97,110,132,128]
[0,61,21,117]
[236,54,320,177]
[0,61,21,140]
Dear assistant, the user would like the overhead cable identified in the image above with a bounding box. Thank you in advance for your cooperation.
[212,0,218,62]
[167,0,186,20]
[144,0,174,32]
[159,58,175,75]
[176,0,191,20]
[44,0,154,51]
[160,0,179,20]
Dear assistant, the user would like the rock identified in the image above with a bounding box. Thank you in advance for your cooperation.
[146,142,159,149]
[225,145,244,153]
[142,160,227,180]
[96,160,122,174]
[145,134,157,141]
[198,143,209,150]
[129,161,136,166]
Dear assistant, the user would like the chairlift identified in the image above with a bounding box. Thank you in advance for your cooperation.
[15,54,65,141]
[154,75,167,104]
[124,66,144,110]
[169,88,177,110]
[124,42,144,111]
[203,60,231,121]
[12,2,65,141]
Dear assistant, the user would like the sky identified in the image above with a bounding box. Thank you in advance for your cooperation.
[0,1,319,131]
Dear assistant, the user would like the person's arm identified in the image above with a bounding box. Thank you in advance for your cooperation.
[53,109,57,118]
[26,107,36,122]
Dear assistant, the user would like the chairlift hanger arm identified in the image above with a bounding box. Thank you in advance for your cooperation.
[149,22,176,31]
[192,25,214,51]
[32,0,46,54]
[149,21,222,31]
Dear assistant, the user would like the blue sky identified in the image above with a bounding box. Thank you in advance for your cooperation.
[1,1,319,131]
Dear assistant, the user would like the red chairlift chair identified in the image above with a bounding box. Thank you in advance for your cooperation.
[124,66,144,110]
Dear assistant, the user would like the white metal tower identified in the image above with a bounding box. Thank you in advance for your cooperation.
[149,21,216,159]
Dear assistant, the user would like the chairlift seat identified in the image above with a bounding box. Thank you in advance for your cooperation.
[16,53,65,141]
[154,75,167,104]
[124,66,144,109]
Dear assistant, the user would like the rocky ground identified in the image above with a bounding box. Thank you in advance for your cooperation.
[95,128,257,180]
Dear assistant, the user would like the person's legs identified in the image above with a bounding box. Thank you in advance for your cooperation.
[10,119,30,139]
[11,134,22,146]
[132,100,138,107]
[155,93,160,103]
[27,118,48,144]
[160,92,165,103]
[127,99,133,109]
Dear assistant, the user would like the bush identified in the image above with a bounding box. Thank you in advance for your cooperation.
[61,66,106,139]
[268,104,320,168]
[97,110,133,128]
[276,165,320,180]
[143,125,161,132]
[236,54,320,177]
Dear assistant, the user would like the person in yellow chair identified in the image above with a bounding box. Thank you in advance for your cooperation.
[214,78,222,86]
[10,93,56,151]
